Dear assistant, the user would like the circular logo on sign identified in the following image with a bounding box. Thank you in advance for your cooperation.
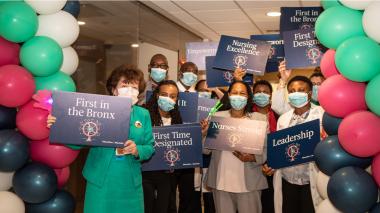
[80,119,101,142]
[285,143,300,162]
[228,133,242,148]
[233,54,248,68]
[306,47,322,64]
[164,146,180,167]
[223,71,234,83]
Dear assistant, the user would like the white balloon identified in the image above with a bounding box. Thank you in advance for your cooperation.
[25,0,67,15]
[340,0,373,10]
[0,172,14,191]
[316,199,342,213]
[36,11,80,47]
[0,191,25,213]
[61,47,79,75]
[316,171,330,199]
[363,2,380,43]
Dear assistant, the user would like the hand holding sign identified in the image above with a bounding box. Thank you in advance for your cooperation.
[122,140,138,157]
[278,60,292,82]
[233,151,256,162]
[233,68,246,81]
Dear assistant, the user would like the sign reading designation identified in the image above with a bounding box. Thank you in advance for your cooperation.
[142,124,203,171]
[212,35,271,75]
[204,116,267,154]
[267,119,321,169]
[50,91,132,148]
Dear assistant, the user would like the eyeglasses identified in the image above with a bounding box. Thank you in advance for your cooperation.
[150,63,168,69]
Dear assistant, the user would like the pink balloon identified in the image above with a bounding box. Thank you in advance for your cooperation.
[320,49,340,78]
[16,100,50,140]
[319,75,367,118]
[30,139,79,169]
[0,37,20,66]
[0,65,35,107]
[54,167,70,188]
[338,111,380,157]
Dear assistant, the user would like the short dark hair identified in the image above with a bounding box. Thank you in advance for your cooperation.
[310,72,325,80]
[149,54,168,66]
[180,62,198,74]
[253,80,273,93]
[106,64,146,95]
[195,80,206,91]
[287,76,313,91]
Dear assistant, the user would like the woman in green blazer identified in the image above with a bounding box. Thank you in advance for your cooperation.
[48,65,154,213]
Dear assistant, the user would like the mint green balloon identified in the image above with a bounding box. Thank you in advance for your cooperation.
[315,6,365,49]
[321,0,342,9]
[20,36,63,77]
[366,74,380,116]
[0,2,38,43]
[336,36,380,82]
[34,71,76,92]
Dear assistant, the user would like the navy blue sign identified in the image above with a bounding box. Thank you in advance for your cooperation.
[283,28,326,69]
[213,35,271,75]
[267,119,321,169]
[146,91,198,124]
[206,56,253,87]
[197,97,217,122]
[251,34,284,73]
[280,7,323,33]
[142,124,203,171]
[50,91,131,148]
[205,116,267,154]
[186,42,218,70]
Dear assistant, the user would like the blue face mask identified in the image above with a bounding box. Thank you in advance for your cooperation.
[150,68,167,83]
[288,92,309,108]
[157,96,176,112]
[198,91,212,99]
[181,72,198,87]
[253,92,270,107]
[312,85,319,102]
[229,95,248,110]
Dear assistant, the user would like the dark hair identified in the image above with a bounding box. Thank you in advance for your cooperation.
[219,80,254,114]
[106,64,146,95]
[253,80,273,93]
[149,54,168,66]
[180,62,198,74]
[145,80,182,126]
[195,80,217,99]
[310,72,325,80]
[287,76,313,91]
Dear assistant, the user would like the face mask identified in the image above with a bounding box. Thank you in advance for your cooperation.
[150,68,167,83]
[229,95,248,110]
[198,91,212,99]
[312,85,319,102]
[117,87,139,105]
[157,96,176,112]
[288,92,309,108]
[181,72,198,87]
[253,92,270,107]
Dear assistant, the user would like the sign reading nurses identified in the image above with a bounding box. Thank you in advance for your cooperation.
[267,119,321,169]
[50,91,132,148]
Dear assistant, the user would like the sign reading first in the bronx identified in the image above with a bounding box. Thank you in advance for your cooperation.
[50,91,132,148]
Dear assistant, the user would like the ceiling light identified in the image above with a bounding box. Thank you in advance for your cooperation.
[267,12,281,17]
[78,21,86,25]
[131,43,139,48]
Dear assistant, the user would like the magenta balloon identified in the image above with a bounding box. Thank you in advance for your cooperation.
[29,138,79,169]
[0,65,35,107]
[16,100,49,140]
[319,75,367,118]
[320,49,340,78]
[372,154,380,187]
[339,111,380,157]
[54,167,70,188]
[0,37,20,66]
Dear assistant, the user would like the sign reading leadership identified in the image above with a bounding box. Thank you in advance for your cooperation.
[251,34,284,72]
[204,116,267,154]
[186,42,218,70]
[280,7,322,33]
[50,91,132,148]
[213,35,271,75]
[267,119,321,169]
[142,124,203,171]
[206,56,253,87]
[283,28,326,69]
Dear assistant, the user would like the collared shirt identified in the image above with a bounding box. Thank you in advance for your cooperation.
[176,81,196,93]
[282,110,311,185]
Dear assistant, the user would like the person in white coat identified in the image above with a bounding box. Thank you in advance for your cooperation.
[271,75,324,213]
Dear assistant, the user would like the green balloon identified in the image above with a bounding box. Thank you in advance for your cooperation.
[336,36,380,82]
[321,0,342,9]
[20,36,63,77]
[366,74,380,116]
[0,2,38,43]
[315,6,365,49]
[34,71,76,92]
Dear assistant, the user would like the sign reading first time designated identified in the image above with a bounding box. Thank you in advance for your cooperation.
[50,91,132,148]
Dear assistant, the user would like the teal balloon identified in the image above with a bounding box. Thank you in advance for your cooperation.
[366,73,380,116]
[336,36,380,82]
[20,36,63,77]
[0,2,38,43]
[34,72,76,92]
[321,0,341,9]
[315,6,365,49]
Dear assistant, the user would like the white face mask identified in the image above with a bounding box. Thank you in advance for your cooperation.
[117,87,139,105]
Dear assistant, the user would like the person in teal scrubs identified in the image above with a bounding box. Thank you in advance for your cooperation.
[47,65,154,213]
